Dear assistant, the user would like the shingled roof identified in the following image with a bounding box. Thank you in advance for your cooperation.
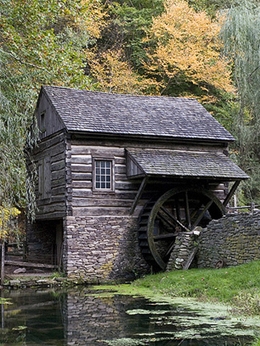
[42,86,234,142]
[127,149,249,181]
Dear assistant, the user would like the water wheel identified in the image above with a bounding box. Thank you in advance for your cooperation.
[138,187,226,271]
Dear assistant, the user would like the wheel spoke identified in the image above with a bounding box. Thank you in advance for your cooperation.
[160,206,190,232]
[153,233,177,241]
[157,210,175,229]
[164,242,176,257]
[192,200,213,229]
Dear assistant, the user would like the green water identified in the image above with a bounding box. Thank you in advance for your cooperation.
[0,287,259,345]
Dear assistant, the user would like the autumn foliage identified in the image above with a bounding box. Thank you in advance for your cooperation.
[0,207,20,241]
[143,0,233,101]
[1,0,260,214]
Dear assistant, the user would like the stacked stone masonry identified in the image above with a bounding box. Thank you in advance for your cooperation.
[166,232,198,271]
[197,211,260,268]
[63,215,149,282]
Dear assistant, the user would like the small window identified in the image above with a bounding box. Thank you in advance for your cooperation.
[94,160,113,190]
[39,112,46,137]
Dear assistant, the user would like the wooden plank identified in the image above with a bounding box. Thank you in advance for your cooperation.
[183,247,198,270]
[223,180,240,207]
[51,160,65,171]
[5,260,58,269]
[72,207,129,216]
[71,155,92,164]
[72,197,133,208]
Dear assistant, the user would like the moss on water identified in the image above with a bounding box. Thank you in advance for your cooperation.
[93,261,260,345]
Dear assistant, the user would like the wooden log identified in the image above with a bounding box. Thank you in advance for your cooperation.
[183,247,198,270]
[5,260,58,269]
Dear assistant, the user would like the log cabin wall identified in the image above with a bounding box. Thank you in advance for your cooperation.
[31,131,67,219]
[26,131,67,264]
[69,138,229,217]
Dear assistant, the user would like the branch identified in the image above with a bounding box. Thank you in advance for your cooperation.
[248,65,260,81]
[0,48,52,74]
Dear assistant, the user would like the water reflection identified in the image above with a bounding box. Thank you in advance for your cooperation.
[0,287,258,345]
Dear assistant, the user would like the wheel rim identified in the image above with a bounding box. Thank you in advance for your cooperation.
[140,187,226,270]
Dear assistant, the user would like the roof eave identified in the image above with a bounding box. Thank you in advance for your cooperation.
[69,130,234,145]
[129,174,248,182]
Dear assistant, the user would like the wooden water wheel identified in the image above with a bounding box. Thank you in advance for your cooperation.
[138,187,226,271]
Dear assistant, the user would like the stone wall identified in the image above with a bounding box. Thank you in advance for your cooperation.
[166,232,198,271]
[197,211,260,268]
[63,215,149,282]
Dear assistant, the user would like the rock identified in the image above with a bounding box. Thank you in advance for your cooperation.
[9,279,21,286]
[13,267,26,274]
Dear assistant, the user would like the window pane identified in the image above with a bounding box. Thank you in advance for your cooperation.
[95,160,112,189]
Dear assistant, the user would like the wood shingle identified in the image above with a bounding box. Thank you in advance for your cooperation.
[126,149,249,180]
[42,85,234,142]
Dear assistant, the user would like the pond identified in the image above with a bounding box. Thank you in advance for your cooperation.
[0,287,260,345]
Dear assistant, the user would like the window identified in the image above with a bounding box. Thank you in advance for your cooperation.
[39,112,46,138]
[94,160,113,190]
[38,157,51,199]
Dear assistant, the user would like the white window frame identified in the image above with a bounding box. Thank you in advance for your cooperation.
[93,159,114,191]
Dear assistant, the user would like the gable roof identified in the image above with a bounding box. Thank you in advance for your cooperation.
[126,149,249,181]
[41,86,234,142]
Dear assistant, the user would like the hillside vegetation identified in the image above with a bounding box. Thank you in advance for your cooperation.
[1,0,260,230]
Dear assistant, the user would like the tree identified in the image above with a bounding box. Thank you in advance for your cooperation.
[0,0,106,214]
[86,48,159,94]
[0,207,20,241]
[222,0,260,203]
[188,0,234,15]
[142,0,234,105]
[98,0,164,70]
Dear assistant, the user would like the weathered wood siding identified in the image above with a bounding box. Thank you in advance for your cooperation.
[36,91,64,139]
[33,131,67,219]
[69,143,137,217]
[68,139,228,218]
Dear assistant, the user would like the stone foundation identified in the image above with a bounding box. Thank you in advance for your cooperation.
[63,215,149,282]
[27,211,260,281]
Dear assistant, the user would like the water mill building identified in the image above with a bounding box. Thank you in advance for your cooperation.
[25,86,248,282]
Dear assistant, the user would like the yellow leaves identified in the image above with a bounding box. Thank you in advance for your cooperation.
[79,0,107,39]
[86,48,159,94]
[0,207,21,241]
[144,0,234,99]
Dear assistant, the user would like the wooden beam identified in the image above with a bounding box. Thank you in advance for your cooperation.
[223,180,240,207]
[183,247,198,270]
[5,260,58,269]
[130,177,148,215]
[1,242,5,285]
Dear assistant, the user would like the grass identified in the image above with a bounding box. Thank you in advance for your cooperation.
[131,260,260,315]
